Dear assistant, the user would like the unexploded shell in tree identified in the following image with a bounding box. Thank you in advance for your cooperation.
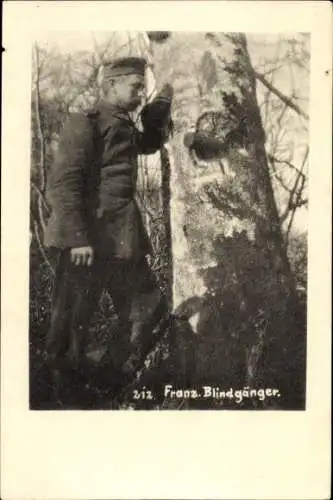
[147,31,171,43]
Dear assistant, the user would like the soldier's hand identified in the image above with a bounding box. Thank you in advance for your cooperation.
[70,246,94,267]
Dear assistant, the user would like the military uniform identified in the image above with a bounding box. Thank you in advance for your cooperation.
[44,57,173,381]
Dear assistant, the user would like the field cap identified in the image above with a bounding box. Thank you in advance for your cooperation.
[103,57,147,80]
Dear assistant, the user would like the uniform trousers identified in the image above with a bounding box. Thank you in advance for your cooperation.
[45,248,165,372]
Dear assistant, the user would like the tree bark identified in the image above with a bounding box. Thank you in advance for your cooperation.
[160,146,174,310]
[169,33,305,409]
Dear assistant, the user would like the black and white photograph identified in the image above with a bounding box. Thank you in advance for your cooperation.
[2,2,332,499]
[28,30,310,411]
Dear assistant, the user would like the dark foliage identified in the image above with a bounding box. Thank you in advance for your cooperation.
[171,230,306,410]
[29,229,307,410]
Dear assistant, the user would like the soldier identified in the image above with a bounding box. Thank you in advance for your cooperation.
[44,56,173,401]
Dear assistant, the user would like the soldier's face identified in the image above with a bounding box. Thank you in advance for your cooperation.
[110,74,145,111]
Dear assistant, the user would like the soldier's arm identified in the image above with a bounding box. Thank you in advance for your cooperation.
[46,113,94,248]
[137,83,174,155]
[105,113,169,156]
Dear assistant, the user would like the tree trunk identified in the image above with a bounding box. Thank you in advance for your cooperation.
[160,146,173,310]
[169,33,305,409]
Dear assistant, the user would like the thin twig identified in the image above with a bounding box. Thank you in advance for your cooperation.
[287,147,309,219]
[255,70,309,120]
[285,147,309,241]
[269,159,293,194]
[267,99,290,156]
[267,153,307,180]
[33,220,55,277]
[31,181,50,214]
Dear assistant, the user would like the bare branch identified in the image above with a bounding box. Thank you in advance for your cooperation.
[262,63,286,77]
[279,147,309,225]
[266,100,290,155]
[31,181,50,214]
[206,31,309,121]
[267,153,307,180]
[284,148,309,240]
[91,32,117,64]
[255,70,309,120]
[285,175,307,237]
[32,220,55,276]
[269,159,292,194]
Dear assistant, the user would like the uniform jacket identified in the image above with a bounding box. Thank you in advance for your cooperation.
[44,86,173,261]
